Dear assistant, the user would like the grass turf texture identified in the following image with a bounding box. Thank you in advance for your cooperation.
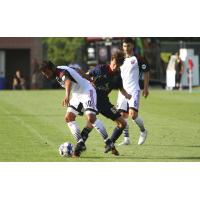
[0,89,200,162]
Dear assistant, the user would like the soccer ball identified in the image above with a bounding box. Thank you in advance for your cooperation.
[59,142,74,157]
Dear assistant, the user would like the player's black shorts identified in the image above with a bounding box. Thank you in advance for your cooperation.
[74,95,121,121]
[97,95,121,121]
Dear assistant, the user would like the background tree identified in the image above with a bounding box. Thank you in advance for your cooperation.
[42,37,86,65]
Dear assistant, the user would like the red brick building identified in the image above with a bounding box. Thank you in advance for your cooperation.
[0,37,43,89]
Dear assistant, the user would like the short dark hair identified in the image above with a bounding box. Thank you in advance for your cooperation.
[111,50,125,66]
[40,60,55,71]
[122,37,134,45]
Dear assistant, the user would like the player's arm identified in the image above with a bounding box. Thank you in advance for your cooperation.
[62,79,71,107]
[143,71,149,98]
[138,56,150,98]
[117,74,132,99]
[119,87,132,100]
[86,66,102,87]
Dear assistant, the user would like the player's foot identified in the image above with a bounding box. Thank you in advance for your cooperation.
[138,129,148,145]
[111,146,120,156]
[104,144,112,153]
[104,143,119,156]
[73,141,85,157]
[118,137,131,146]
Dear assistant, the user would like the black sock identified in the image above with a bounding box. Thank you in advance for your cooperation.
[110,127,124,143]
[81,127,92,142]
[105,138,112,146]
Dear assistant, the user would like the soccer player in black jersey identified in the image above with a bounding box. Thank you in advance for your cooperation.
[79,50,132,154]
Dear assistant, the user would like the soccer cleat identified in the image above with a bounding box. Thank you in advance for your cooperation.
[104,144,112,153]
[73,141,85,157]
[138,129,148,145]
[72,150,81,158]
[111,146,120,156]
[104,143,119,156]
[118,137,131,146]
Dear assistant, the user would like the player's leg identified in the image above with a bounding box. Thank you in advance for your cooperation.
[118,111,131,145]
[65,96,86,157]
[116,91,131,145]
[128,90,148,145]
[81,121,93,143]
[86,112,119,155]
[68,102,94,144]
[82,89,119,155]
[110,116,127,143]
[98,98,127,145]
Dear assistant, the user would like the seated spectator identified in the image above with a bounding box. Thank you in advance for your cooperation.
[12,70,26,90]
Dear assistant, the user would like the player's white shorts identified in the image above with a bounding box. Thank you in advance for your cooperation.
[116,90,140,112]
[67,88,97,115]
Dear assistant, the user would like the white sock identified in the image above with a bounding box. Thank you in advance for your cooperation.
[92,119,108,140]
[123,118,129,138]
[133,116,145,132]
[67,121,83,143]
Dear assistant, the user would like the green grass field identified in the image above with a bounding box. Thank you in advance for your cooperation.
[0,89,200,161]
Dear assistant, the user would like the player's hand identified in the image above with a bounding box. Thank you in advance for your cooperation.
[142,89,149,98]
[126,94,132,100]
[62,96,69,107]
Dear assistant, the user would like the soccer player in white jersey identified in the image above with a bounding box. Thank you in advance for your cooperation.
[117,38,150,145]
[40,61,119,157]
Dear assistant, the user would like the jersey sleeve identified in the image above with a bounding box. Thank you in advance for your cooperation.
[116,74,123,89]
[88,65,102,78]
[137,55,150,73]
[55,68,75,83]
[68,63,81,70]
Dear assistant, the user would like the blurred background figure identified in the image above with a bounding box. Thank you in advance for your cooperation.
[166,53,177,90]
[175,52,184,90]
[31,59,44,89]
[31,68,40,89]
[12,70,26,90]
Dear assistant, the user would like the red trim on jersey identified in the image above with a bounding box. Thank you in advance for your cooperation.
[131,60,136,65]
[107,64,115,75]
[55,69,65,78]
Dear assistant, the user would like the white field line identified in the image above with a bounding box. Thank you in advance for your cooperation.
[0,107,57,150]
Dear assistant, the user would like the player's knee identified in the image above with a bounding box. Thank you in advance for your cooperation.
[120,111,128,118]
[120,119,127,129]
[65,112,76,123]
[116,117,127,129]
[130,112,138,120]
[87,113,96,124]
[118,121,126,129]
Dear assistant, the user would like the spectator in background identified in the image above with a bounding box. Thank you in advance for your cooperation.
[31,59,46,89]
[175,52,184,90]
[31,68,41,89]
[12,70,26,90]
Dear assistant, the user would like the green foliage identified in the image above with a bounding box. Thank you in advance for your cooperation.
[42,38,85,65]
